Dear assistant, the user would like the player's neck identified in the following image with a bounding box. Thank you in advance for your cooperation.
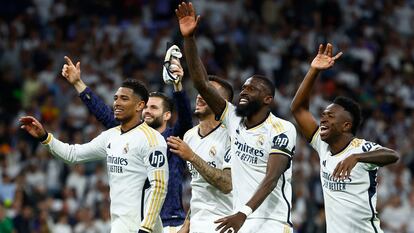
[244,109,270,129]
[328,134,354,155]
[120,116,142,132]
[198,115,220,137]
[155,124,167,134]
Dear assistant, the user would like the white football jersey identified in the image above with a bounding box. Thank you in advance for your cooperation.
[218,102,296,227]
[310,128,384,233]
[42,122,168,233]
[184,124,233,233]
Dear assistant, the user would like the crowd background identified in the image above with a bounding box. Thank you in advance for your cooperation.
[0,0,413,232]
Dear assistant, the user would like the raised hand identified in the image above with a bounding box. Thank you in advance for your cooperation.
[176,2,200,37]
[62,56,81,85]
[19,116,47,139]
[311,43,343,70]
[170,58,184,80]
[167,136,194,161]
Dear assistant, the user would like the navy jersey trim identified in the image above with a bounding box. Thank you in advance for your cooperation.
[141,178,151,221]
[281,173,293,227]
[197,123,222,139]
[121,121,144,134]
[368,169,379,233]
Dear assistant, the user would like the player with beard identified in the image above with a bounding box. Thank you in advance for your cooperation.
[61,54,193,232]
[290,43,399,233]
[167,76,234,233]
[20,79,167,233]
[176,3,297,233]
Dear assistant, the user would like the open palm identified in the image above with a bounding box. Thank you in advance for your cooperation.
[176,2,200,37]
[311,43,343,70]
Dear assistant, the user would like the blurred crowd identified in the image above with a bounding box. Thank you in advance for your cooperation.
[0,0,414,232]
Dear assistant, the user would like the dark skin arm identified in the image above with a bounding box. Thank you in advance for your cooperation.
[176,2,226,116]
[333,147,399,180]
[214,154,290,233]
[290,43,342,141]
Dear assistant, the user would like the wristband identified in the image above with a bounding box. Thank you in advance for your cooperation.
[239,205,253,217]
[39,132,49,143]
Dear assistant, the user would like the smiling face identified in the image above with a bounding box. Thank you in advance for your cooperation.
[320,103,353,143]
[142,96,169,129]
[113,87,143,123]
[235,77,270,118]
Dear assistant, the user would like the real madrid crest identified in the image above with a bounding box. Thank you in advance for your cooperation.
[209,146,217,157]
[123,143,129,154]
[257,135,265,146]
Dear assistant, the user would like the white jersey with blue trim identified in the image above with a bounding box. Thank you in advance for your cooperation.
[310,128,384,233]
[218,101,296,227]
[42,122,168,233]
[184,124,233,233]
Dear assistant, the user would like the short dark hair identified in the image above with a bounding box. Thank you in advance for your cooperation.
[208,75,234,102]
[251,75,275,98]
[121,79,149,104]
[333,96,361,135]
[149,92,174,112]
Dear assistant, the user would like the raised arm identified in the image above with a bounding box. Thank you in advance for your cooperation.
[62,56,119,128]
[290,44,342,141]
[167,136,232,193]
[169,59,193,138]
[19,116,107,163]
[176,2,226,116]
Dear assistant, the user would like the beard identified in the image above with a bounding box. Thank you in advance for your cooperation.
[235,98,262,118]
[145,116,163,129]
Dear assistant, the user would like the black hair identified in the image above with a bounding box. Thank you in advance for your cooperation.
[333,96,361,135]
[208,75,234,102]
[121,79,149,104]
[149,92,174,112]
[251,75,275,98]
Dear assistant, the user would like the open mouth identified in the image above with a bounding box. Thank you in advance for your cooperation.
[239,97,249,105]
[320,125,329,136]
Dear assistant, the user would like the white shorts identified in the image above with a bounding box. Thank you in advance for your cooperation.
[190,219,220,233]
[163,225,183,233]
[239,218,292,233]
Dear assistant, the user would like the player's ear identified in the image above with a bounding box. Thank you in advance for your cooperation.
[263,95,273,105]
[136,100,145,112]
[343,121,352,133]
[163,111,172,121]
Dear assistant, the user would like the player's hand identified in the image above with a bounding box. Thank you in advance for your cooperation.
[215,212,247,233]
[62,56,81,85]
[177,222,190,233]
[176,2,200,37]
[19,116,47,140]
[332,154,359,181]
[170,59,184,80]
[311,43,343,71]
[167,136,194,161]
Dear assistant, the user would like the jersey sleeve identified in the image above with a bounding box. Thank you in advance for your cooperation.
[360,141,383,171]
[171,90,193,138]
[216,101,239,132]
[309,127,323,155]
[41,131,108,163]
[79,87,119,129]
[270,122,297,159]
[140,134,169,232]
